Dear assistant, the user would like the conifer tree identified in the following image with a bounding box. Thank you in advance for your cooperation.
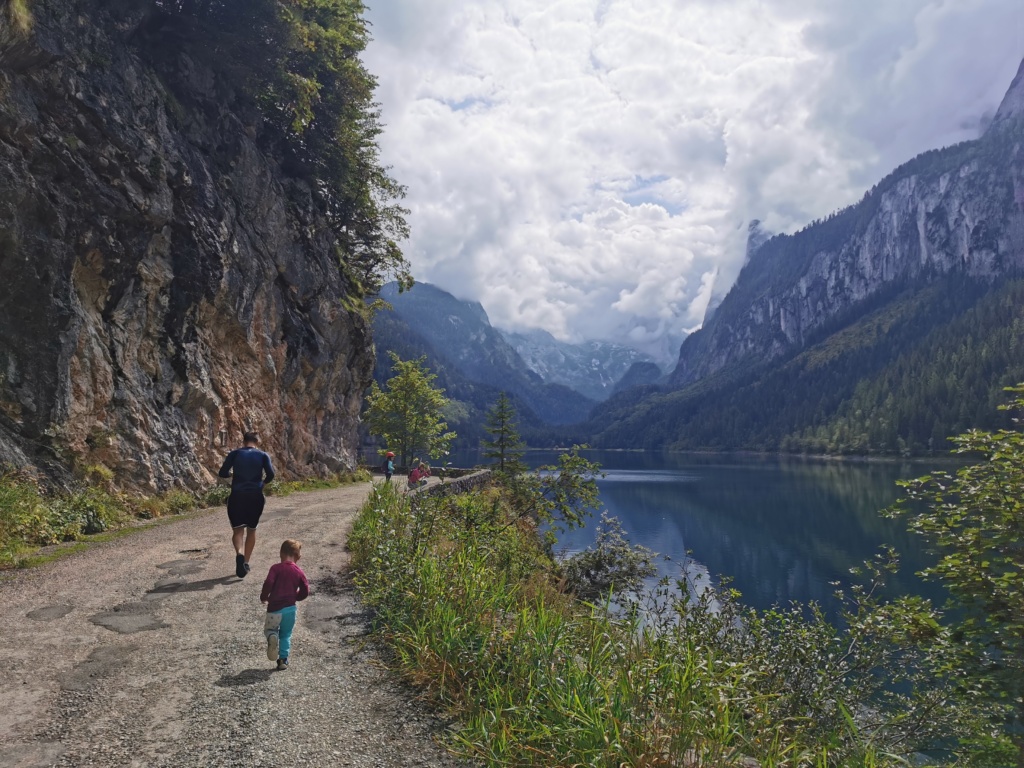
[481,393,527,476]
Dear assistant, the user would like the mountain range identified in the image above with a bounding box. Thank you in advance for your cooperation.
[371,283,599,447]
[584,57,1024,455]
[498,328,657,402]
[371,60,1024,457]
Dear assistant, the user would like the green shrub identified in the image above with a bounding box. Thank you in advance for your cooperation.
[0,471,54,552]
[349,468,373,483]
[58,488,127,535]
[162,490,197,515]
[130,496,168,519]
[7,0,33,33]
[265,471,368,497]
[560,511,656,602]
[202,485,230,508]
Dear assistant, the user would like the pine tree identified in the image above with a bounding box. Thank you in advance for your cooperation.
[481,393,527,476]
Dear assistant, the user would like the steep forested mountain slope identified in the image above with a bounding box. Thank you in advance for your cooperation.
[589,60,1024,455]
[590,278,1024,453]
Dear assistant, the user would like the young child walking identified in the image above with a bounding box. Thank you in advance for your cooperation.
[260,539,310,670]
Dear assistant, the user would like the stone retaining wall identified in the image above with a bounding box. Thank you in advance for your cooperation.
[411,470,492,498]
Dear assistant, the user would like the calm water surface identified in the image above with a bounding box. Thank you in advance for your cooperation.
[448,449,948,618]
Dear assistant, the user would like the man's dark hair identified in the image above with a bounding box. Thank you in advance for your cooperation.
[243,431,260,445]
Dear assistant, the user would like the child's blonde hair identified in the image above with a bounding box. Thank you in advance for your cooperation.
[280,539,302,559]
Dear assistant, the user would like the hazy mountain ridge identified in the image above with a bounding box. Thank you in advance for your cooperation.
[374,283,594,427]
[499,328,655,402]
[612,362,663,395]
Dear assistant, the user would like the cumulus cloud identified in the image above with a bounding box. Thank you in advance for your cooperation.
[363,0,1023,364]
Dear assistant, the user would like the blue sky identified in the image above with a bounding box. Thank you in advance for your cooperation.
[364,0,1024,364]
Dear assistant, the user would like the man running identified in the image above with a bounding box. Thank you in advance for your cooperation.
[219,432,275,578]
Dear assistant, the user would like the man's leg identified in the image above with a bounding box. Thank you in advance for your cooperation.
[243,528,257,564]
[231,525,248,577]
[238,492,265,576]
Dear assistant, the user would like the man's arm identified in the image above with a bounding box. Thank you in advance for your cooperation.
[218,450,236,479]
[263,453,276,484]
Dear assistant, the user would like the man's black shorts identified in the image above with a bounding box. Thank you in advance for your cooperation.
[227,490,266,529]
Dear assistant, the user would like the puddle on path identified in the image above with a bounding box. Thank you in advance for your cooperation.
[61,644,140,691]
[90,601,169,634]
[156,559,206,577]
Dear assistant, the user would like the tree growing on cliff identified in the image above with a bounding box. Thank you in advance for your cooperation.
[365,353,455,468]
[481,393,527,477]
[139,0,410,294]
[887,384,1024,765]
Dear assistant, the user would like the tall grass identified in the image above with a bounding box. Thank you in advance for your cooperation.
[263,468,371,497]
[350,481,997,767]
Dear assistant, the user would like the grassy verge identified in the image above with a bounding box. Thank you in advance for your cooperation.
[0,468,370,569]
[349,480,1002,767]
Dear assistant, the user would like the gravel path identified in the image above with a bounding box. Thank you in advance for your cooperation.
[0,481,472,768]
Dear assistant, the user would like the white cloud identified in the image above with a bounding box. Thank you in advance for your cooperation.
[364,0,1023,364]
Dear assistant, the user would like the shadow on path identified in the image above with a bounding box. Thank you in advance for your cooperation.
[214,668,275,688]
[147,575,237,595]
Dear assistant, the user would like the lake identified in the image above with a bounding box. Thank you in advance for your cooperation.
[446,449,949,619]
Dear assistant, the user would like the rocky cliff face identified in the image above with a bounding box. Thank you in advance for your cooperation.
[671,67,1024,388]
[0,1,374,490]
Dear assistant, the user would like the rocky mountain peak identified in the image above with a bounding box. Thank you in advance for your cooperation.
[989,57,1024,130]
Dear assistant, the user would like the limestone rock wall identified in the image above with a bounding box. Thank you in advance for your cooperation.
[671,103,1024,388]
[0,2,374,490]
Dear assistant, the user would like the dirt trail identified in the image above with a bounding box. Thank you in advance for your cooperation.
[0,482,468,768]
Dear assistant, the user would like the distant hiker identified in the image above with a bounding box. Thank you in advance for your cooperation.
[407,461,429,490]
[383,451,395,482]
[218,431,275,578]
[260,539,309,671]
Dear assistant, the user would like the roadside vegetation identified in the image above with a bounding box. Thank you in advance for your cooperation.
[350,394,1022,766]
[0,467,370,568]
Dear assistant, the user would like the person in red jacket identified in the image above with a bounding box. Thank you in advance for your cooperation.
[260,539,309,670]
[407,461,430,490]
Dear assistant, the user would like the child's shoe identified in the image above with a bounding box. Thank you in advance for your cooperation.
[276,657,289,670]
[267,632,279,661]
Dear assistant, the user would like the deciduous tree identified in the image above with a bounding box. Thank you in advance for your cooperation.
[888,384,1024,766]
[365,353,455,468]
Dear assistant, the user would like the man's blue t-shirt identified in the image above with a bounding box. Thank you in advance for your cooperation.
[219,446,275,493]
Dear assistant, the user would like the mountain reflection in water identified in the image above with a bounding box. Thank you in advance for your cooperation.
[448,449,949,622]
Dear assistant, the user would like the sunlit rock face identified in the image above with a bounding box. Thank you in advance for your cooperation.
[671,61,1024,389]
[0,2,373,490]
